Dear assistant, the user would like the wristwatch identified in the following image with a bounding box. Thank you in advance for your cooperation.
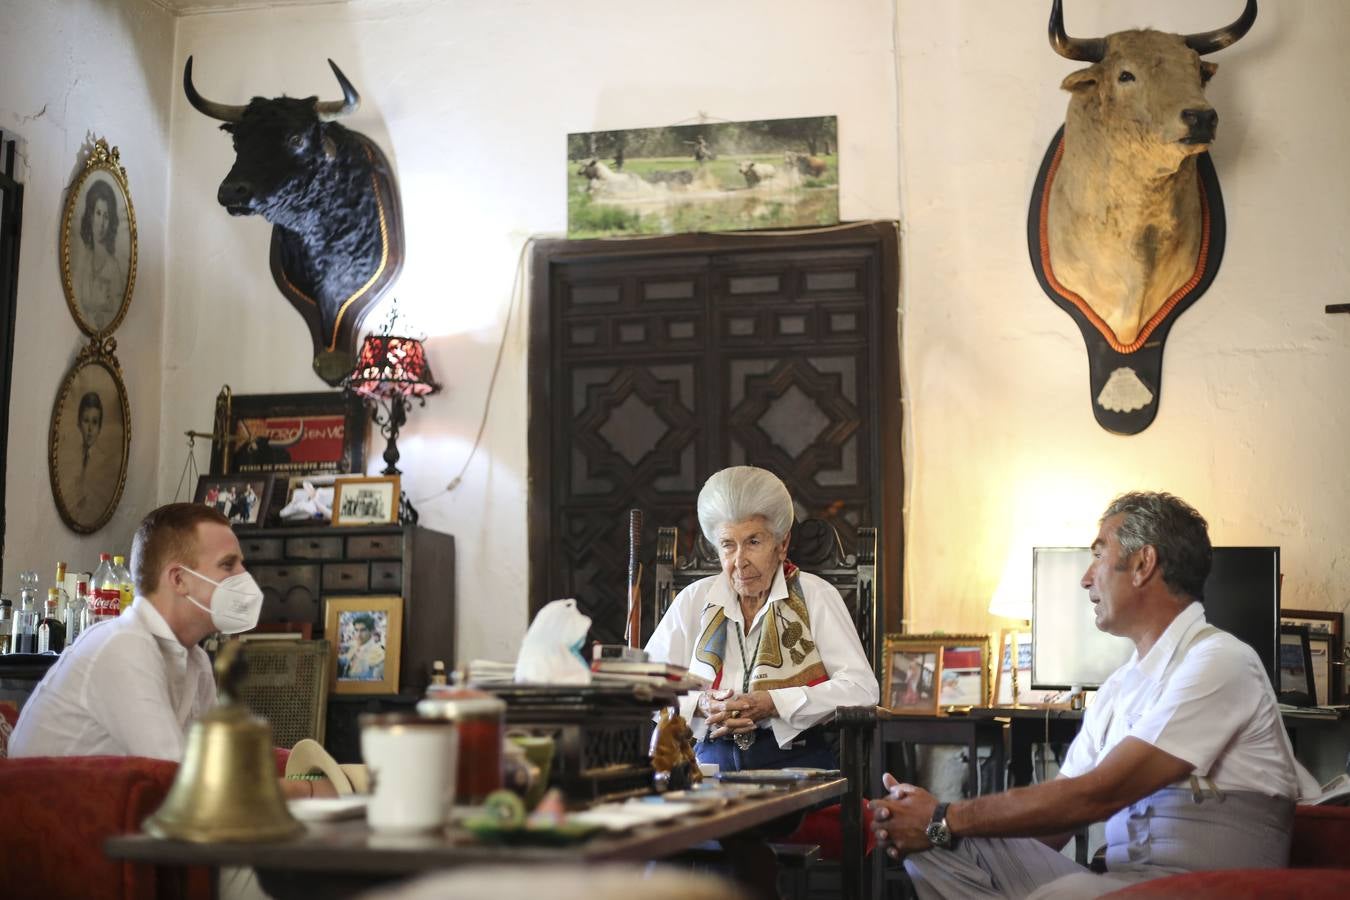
[925,802,955,849]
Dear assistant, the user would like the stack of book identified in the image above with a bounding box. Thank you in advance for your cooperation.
[590,659,709,692]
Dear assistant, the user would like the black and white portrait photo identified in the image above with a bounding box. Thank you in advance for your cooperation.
[49,354,130,534]
[332,476,399,526]
[61,140,137,335]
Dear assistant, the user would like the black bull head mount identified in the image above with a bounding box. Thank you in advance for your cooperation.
[1028,0,1256,435]
[184,58,406,385]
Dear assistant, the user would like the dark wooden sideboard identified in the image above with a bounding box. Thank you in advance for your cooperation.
[236,523,455,696]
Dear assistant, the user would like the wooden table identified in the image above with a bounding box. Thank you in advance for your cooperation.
[837,707,1007,900]
[106,778,846,899]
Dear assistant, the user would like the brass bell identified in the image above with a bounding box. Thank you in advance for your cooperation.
[144,641,302,842]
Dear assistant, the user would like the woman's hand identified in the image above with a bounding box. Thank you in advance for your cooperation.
[707,690,776,739]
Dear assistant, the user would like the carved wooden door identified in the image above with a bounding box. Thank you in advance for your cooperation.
[528,223,901,644]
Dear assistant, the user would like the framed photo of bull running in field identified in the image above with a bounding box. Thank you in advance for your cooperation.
[567,115,839,238]
[209,390,366,478]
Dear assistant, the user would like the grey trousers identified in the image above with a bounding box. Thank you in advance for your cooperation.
[902,838,1183,900]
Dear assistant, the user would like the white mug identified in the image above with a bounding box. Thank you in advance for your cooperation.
[360,714,459,833]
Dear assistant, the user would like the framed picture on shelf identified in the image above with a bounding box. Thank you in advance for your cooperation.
[937,635,991,708]
[209,390,366,477]
[192,474,275,528]
[881,636,943,716]
[1278,624,1316,703]
[332,475,400,526]
[993,629,1060,707]
[1280,608,1343,705]
[324,595,402,695]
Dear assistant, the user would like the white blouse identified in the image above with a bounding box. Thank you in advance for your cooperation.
[645,565,879,748]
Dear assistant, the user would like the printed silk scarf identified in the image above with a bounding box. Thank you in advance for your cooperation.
[691,562,828,692]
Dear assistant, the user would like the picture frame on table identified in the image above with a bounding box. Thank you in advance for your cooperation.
[886,633,991,711]
[192,474,275,528]
[881,636,943,715]
[1278,624,1316,704]
[1280,608,1343,705]
[993,629,1060,707]
[324,595,402,695]
[209,390,366,477]
[332,475,400,527]
[60,139,138,337]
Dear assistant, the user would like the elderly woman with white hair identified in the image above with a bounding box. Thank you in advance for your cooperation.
[645,466,879,772]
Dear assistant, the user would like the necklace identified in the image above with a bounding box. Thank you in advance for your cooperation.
[732,617,764,750]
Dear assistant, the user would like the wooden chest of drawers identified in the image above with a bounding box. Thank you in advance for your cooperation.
[239,523,454,695]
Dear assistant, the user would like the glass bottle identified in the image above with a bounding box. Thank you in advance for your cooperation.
[51,561,70,625]
[91,554,121,623]
[66,578,89,646]
[112,555,135,612]
[0,598,12,654]
[14,571,40,654]
[38,588,66,653]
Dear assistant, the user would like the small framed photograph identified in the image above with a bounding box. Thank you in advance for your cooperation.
[332,475,400,526]
[937,636,991,709]
[193,474,275,527]
[1280,608,1343,705]
[1278,624,1316,702]
[993,629,1059,707]
[325,596,402,695]
[279,473,339,524]
[882,637,943,715]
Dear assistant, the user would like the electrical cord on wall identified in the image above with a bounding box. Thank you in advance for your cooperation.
[411,237,533,507]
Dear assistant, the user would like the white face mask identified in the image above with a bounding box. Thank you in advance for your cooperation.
[181,566,264,635]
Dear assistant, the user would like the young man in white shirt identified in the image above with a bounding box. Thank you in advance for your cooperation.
[10,503,257,760]
[870,491,1315,899]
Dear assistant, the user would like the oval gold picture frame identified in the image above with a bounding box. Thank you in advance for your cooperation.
[60,139,138,337]
[48,340,131,534]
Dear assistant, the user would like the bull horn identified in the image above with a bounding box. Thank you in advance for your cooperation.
[1048,0,1105,62]
[1185,0,1258,55]
[315,59,360,122]
[183,56,246,123]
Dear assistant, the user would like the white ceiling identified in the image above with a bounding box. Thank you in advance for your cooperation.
[157,0,349,15]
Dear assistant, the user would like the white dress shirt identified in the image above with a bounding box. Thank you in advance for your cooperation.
[645,566,879,748]
[1059,601,1317,799]
[9,597,216,761]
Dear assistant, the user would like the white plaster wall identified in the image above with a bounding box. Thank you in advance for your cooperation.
[897,0,1350,634]
[163,0,903,662]
[1,0,176,586]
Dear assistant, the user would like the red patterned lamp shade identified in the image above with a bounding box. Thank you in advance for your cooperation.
[347,335,439,400]
[345,335,439,479]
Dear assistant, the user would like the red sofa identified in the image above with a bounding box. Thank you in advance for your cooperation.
[1102,804,1350,899]
[0,755,211,900]
[0,703,292,900]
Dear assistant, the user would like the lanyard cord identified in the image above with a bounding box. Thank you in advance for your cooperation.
[734,617,765,693]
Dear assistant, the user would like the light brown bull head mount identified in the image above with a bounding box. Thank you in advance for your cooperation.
[1028,0,1256,434]
[184,58,406,386]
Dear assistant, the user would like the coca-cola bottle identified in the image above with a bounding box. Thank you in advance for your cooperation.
[91,554,122,624]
